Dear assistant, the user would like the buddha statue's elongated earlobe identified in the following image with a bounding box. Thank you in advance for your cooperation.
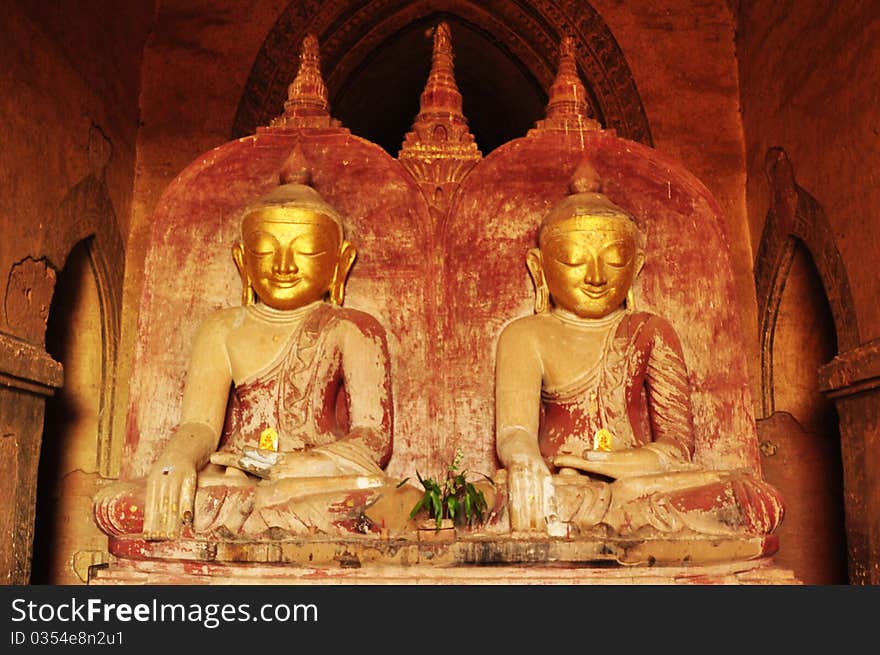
[232,243,255,306]
[534,280,550,314]
[329,241,357,306]
[626,251,645,311]
[526,248,550,314]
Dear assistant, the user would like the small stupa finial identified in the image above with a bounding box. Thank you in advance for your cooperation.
[532,37,602,134]
[412,22,468,129]
[398,22,481,194]
[569,158,602,195]
[269,34,341,129]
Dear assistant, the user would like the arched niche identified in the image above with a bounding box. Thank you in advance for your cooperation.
[755,148,859,418]
[45,175,125,479]
[32,237,108,584]
[5,159,124,583]
[754,147,856,584]
[231,0,652,149]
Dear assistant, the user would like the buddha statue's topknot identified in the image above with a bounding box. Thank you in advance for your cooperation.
[540,159,643,248]
[241,144,344,230]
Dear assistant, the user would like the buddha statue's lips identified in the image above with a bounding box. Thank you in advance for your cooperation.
[269,277,302,288]
[580,286,610,299]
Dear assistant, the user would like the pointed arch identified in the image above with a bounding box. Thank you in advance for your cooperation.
[48,174,125,478]
[754,147,859,417]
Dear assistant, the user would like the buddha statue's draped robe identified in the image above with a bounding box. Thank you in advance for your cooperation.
[95,302,403,539]
[513,310,784,538]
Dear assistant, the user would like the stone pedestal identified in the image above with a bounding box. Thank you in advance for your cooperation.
[89,557,798,586]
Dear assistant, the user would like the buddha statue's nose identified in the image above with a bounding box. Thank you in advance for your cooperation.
[275,245,298,274]
[584,256,606,285]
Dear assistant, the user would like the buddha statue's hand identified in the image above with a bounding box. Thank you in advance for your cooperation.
[143,455,198,540]
[507,453,557,533]
[552,446,666,480]
[266,449,343,480]
[235,448,280,479]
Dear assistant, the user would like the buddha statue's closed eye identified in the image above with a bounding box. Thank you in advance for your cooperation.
[95,165,414,541]
[495,163,784,539]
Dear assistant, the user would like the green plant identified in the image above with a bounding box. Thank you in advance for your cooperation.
[406,449,493,529]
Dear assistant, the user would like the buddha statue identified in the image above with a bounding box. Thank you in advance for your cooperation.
[95,162,415,541]
[495,163,784,540]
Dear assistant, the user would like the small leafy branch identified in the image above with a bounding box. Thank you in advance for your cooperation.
[407,449,493,530]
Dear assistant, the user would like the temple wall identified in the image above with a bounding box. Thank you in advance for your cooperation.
[113,0,290,484]
[737,1,880,583]
[32,244,109,585]
[738,1,880,334]
[0,1,153,583]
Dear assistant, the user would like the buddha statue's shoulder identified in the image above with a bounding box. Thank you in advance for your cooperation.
[622,310,684,343]
[321,304,389,344]
[191,305,249,340]
[497,313,556,348]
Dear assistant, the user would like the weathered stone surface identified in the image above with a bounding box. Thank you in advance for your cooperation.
[0,385,52,584]
[757,412,848,584]
[820,340,880,397]
[830,386,880,584]
[89,555,799,585]
[103,533,778,568]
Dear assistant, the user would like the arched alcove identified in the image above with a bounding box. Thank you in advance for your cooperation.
[772,242,839,434]
[31,238,111,584]
[754,148,855,584]
[759,242,847,584]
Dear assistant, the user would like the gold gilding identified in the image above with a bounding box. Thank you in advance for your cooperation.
[592,428,614,452]
[232,204,356,311]
[528,213,644,319]
[259,427,279,452]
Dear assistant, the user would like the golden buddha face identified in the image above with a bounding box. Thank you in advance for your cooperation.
[233,206,355,310]
[530,214,644,319]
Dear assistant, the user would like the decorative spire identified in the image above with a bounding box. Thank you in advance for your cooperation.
[413,22,467,128]
[532,37,602,134]
[270,34,341,129]
[398,23,481,207]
